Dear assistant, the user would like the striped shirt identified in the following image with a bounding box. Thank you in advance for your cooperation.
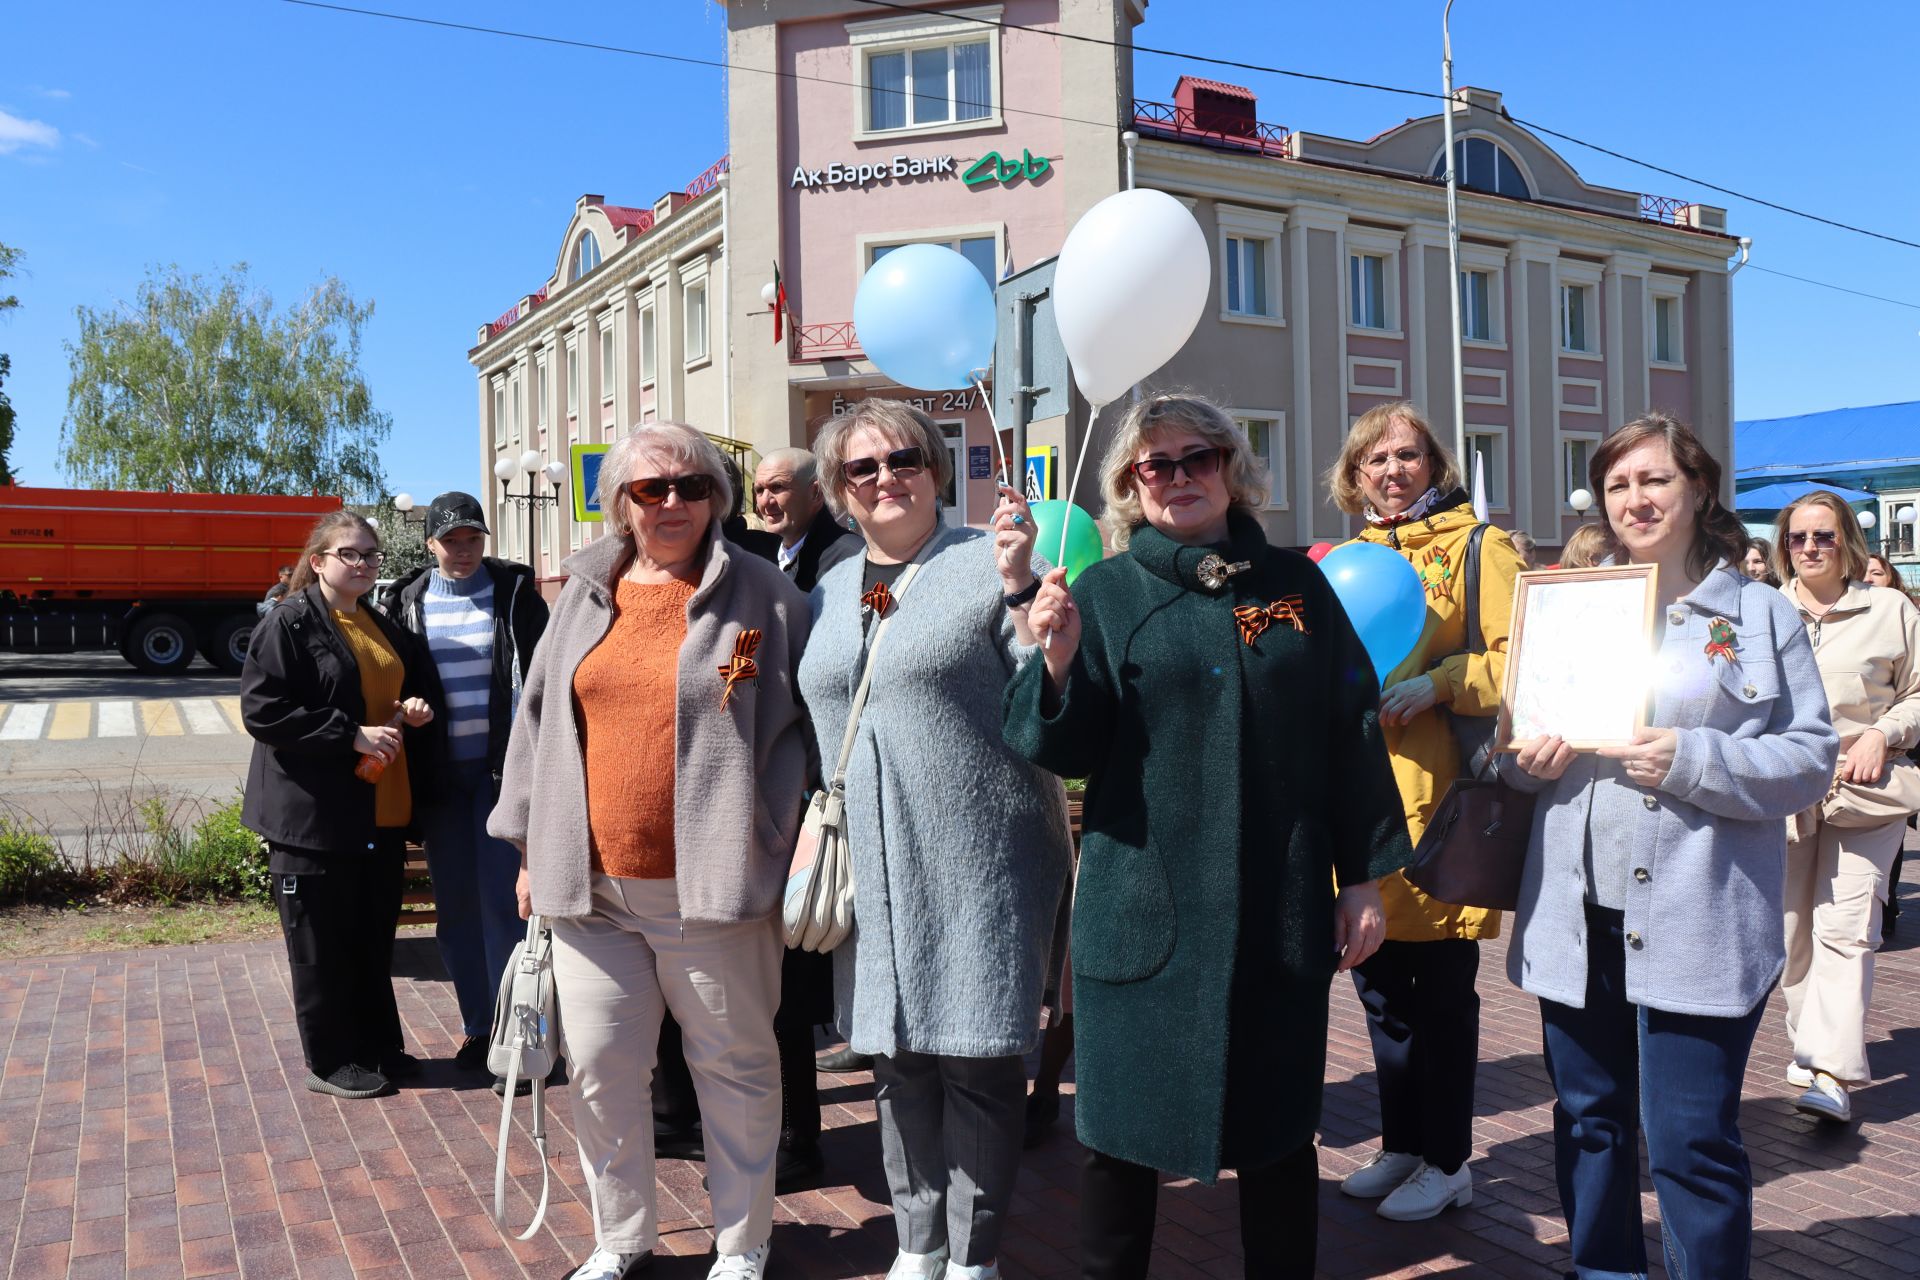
[423,570,495,761]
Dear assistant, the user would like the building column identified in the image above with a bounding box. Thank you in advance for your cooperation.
[649,257,680,423]
[1290,202,1348,544]
[1510,238,1559,544]
[1605,252,1652,428]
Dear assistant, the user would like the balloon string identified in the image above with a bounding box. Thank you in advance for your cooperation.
[1057,400,1105,568]
[973,376,1009,486]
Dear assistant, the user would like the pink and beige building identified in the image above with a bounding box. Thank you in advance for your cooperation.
[469,0,1744,585]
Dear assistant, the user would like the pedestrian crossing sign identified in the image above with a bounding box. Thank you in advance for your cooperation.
[571,444,611,523]
[1024,446,1055,502]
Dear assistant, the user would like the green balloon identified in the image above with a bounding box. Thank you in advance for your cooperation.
[1030,500,1103,584]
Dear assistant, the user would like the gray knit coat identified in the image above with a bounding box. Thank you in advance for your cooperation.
[798,526,1073,1059]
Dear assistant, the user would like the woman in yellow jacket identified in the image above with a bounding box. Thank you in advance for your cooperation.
[1324,401,1526,1221]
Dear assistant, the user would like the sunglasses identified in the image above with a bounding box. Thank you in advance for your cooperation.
[842,446,926,488]
[1787,530,1839,550]
[1130,447,1226,488]
[625,474,717,506]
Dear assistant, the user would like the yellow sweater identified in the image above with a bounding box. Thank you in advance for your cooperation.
[1344,502,1525,941]
[332,606,412,829]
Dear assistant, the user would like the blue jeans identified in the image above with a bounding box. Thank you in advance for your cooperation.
[418,760,524,1037]
[1539,903,1766,1280]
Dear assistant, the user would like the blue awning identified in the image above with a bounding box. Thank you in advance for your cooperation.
[1735,480,1877,510]
[1735,402,1920,478]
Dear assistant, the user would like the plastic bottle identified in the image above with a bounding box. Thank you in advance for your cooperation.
[354,705,405,783]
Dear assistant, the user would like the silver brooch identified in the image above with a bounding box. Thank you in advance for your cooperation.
[1195,554,1253,592]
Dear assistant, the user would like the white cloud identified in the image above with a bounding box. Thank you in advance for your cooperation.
[33,87,72,100]
[0,109,60,156]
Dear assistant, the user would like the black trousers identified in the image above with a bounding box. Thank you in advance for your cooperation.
[1080,1142,1317,1280]
[1350,938,1481,1174]
[272,833,406,1076]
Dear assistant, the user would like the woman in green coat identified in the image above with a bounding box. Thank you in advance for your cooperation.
[1003,395,1411,1280]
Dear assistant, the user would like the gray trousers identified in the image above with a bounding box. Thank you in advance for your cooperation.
[874,1049,1027,1266]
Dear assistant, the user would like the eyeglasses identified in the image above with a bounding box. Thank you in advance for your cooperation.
[325,548,384,567]
[1361,447,1427,474]
[842,446,926,489]
[1787,530,1839,550]
[1130,447,1226,488]
[625,474,717,506]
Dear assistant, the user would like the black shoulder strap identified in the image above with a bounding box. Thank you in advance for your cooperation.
[1461,523,1489,657]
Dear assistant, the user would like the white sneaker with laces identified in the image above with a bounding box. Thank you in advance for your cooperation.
[1376,1161,1472,1221]
[707,1243,770,1280]
[1338,1149,1423,1200]
[1786,1062,1813,1089]
[946,1264,1001,1280]
[886,1246,950,1280]
[569,1248,650,1280]
[1794,1071,1851,1122]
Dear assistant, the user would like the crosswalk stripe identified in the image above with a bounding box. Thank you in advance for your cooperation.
[139,700,183,737]
[97,701,137,738]
[47,703,91,740]
[218,697,244,731]
[0,704,50,740]
[179,699,227,735]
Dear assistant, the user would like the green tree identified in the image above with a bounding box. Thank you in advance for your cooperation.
[366,497,428,581]
[0,242,21,485]
[60,264,391,500]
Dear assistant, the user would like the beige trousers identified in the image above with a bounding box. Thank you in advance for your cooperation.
[1782,814,1905,1086]
[551,875,782,1255]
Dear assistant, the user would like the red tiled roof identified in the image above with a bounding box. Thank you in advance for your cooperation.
[600,204,655,233]
[1175,75,1255,100]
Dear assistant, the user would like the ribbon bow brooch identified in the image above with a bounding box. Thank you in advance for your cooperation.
[718,628,762,708]
[861,581,895,619]
[1233,597,1310,647]
[1703,617,1738,666]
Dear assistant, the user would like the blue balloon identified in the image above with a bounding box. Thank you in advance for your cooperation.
[1318,542,1428,682]
[853,243,997,391]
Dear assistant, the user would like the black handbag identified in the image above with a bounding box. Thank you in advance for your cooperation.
[1404,524,1534,912]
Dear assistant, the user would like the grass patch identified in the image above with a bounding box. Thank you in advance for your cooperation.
[0,793,271,907]
[0,901,282,957]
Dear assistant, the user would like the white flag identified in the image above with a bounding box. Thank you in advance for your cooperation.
[1472,447,1490,523]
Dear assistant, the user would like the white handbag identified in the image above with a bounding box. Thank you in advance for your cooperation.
[785,562,923,953]
[489,914,560,1240]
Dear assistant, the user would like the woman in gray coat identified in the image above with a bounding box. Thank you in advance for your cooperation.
[1504,414,1837,1280]
[796,400,1072,1280]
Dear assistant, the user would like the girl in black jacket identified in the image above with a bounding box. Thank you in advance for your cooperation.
[240,511,442,1100]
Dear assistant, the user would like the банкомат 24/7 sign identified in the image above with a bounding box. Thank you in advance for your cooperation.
[789,149,1054,191]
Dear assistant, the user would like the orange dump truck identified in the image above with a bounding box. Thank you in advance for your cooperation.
[0,485,342,674]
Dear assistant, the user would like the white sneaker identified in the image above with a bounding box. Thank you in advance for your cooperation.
[707,1243,770,1280]
[886,1246,950,1280]
[1338,1149,1423,1199]
[569,1249,651,1280]
[946,1265,1001,1280]
[1376,1161,1473,1221]
[1794,1072,1852,1123]
[1787,1062,1813,1089]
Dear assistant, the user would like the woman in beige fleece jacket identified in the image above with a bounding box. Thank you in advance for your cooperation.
[1771,490,1920,1123]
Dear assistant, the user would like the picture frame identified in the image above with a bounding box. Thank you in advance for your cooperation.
[1497,564,1660,752]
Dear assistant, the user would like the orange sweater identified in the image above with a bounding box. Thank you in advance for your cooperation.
[573,578,695,878]
[332,606,411,829]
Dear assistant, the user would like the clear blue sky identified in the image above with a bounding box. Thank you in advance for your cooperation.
[4,0,1916,500]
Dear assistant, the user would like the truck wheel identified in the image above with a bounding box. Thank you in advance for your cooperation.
[209,614,254,675]
[125,613,196,675]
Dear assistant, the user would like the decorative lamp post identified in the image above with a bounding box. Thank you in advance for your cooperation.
[392,492,427,525]
[495,451,569,569]
[1568,488,1595,523]
[1859,509,1877,549]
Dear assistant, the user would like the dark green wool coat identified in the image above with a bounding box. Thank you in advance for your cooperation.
[1003,511,1411,1182]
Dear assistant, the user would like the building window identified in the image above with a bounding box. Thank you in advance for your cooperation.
[866,38,992,132]
[870,235,998,288]
[685,282,709,363]
[1432,137,1532,200]
[570,232,601,282]
[1649,282,1686,367]
[535,357,548,428]
[508,374,521,443]
[600,325,615,402]
[1563,432,1600,508]
[566,341,579,417]
[1464,428,1508,510]
[491,381,505,446]
[641,305,657,383]
[1350,253,1390,331]
[1461,270,1493,342]
[1561,283,1593,353]
[1234,413,1287,508]
[938,422,966,525]
[1225,237,1271,318]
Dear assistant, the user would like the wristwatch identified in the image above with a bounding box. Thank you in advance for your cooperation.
[1003,577,1042,609]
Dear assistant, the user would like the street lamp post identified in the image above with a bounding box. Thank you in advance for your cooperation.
[391,493,427,526]
[1568,488,1595,524]
[1441,0,1467,467]
[1859,509,1877,550]
[494,450,569,571]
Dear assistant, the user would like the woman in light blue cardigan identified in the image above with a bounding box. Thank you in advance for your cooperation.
[796,400,1073,1280]
[1504,414,1836,1280]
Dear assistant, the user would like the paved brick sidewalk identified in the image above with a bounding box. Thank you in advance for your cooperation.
[2,865,1916,1279]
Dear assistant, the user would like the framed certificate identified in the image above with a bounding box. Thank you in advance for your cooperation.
[1497,564,1660,752]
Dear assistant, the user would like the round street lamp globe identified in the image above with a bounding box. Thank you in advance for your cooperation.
[1568,488,1594,514]
[761,282,779,307]
[519,450,543,475]
[393,493,414,512]
[544,461,569,486]
[1901,505,1918,525]
[493,457,517,482]
[1859,511,1877,530]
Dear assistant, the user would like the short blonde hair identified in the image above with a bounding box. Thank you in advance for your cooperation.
[1771,490,1871,585]
[812,399,954,520]
[1098,394,1269,551]
[597,422,731,539]
[1560,523,1617,570]
[1324,401,1464,516]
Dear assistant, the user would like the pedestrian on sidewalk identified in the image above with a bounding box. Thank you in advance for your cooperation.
[489,423,810,1280]
[1502,413,1837,1280]
[378,493,549,1082]
[1004,394,1409,1280]
[1770,491,1920,1121]
[1323,402,1527,1221]
[240,511,444,1101]
[798,400,1073,1280]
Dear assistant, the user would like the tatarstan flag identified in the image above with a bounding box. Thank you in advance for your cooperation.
[771,261,787,344]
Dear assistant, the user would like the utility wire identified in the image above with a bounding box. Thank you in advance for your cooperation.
[844,0,1920,252]
[280,0,1920,312]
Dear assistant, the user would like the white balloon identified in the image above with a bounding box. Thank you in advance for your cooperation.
[1052,188,1211,407]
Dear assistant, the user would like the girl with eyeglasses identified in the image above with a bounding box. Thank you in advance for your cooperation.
[1005,394,1408,1279]
[796,399,1073,1280]
[239,510,443,1101]
[1768,490,1920,1123]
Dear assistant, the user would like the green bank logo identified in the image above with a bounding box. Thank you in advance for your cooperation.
[963,149,1052,188]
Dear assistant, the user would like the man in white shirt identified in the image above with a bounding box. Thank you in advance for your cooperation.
[754,447,857,592]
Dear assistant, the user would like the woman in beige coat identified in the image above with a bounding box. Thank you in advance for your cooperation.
[1771,490,1920,1122]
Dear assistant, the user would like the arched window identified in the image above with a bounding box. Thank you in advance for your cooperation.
[569,232,602,281]
[1432,137,1531,200]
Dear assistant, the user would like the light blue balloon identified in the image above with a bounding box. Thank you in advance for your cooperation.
[1318,542,1427,682]
[853,243,997,391]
